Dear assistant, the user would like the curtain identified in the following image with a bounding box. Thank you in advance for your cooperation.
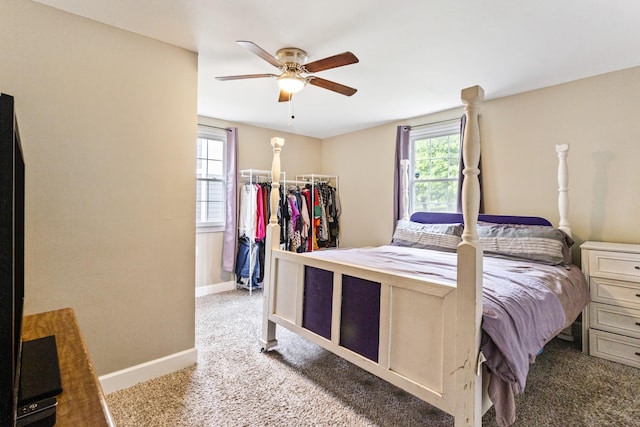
[456,114,484,213]
[222,127,238,272]
[393,125,411,225]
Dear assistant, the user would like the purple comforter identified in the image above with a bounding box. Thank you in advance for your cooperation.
[482,256,567,391]
[304,245,590,426]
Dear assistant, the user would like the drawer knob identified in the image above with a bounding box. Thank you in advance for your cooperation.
[636,352,640,357]
[636,266,640,270]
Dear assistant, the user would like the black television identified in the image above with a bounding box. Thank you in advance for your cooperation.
[0,93,26,426]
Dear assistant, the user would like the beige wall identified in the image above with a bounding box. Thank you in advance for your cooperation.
[481,68,640,250]
[1,1,198,375]
[195,116,322,288]
[324,67,640,262]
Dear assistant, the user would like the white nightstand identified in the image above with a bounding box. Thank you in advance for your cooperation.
[581,241,640,368]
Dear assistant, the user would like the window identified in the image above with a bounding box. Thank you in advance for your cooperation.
[409,120,460,213]
[196,126,226,230]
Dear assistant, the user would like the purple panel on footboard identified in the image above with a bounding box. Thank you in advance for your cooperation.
[340,275,381,362]
[303,266,333,340]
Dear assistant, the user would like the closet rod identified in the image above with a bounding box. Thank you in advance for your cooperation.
[240,169,273,176]
[282,180,312,185]
[239,169,286,183]
[296,174,337,180]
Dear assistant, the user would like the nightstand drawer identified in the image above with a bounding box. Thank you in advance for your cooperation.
[590,277,640,310]
[589,329,640,369]
[590,302,640,339]
[588,250,640,282]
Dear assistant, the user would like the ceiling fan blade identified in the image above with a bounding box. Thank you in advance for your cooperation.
[236,40,283,68]
[278,90,294,103]
[308,77,357,96]
[304,52,359,73]
[215,73,278,81]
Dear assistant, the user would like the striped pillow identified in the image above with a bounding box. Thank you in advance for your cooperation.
[391,220,463,252]
[477,224,573,265]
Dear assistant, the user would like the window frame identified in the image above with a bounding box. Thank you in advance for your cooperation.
[196,126,227,233]
[408,119,461,214]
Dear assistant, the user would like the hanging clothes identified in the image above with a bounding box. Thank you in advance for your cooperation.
[316,183,339,248]
[235,236,260,288]
[236,179,273,288]
[257,182,270,282]
[281,180,339,252]
[261,183,270,229]
[287,192,302,252]
[279,185,289,246]
[255,184,265,242]
[300,187,313,252]
[238,183,257,241]
[327,184,340,247]
[298,191,310,253]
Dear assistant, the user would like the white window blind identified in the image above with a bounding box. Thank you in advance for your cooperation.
[409,120,460,213]
[196,127,226,230]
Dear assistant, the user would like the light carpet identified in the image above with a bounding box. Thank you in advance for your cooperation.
[106,290,640,426]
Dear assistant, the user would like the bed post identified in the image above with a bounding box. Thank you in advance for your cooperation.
[455,85,484,427]
[555,144,571,236]
[400,159,410,221]
[260,137,285,351]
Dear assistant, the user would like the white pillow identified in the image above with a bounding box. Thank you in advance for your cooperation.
[477,223,574,265]
[391,220,463,252]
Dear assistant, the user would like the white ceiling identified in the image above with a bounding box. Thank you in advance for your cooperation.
[33,0,640,139]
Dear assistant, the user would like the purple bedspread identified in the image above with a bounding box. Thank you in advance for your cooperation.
[481,257,566,392]
[304,245,590,426]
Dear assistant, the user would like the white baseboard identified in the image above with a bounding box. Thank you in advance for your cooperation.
[100,283,233,394]
[195,280,235,297]
[99,347,198,394]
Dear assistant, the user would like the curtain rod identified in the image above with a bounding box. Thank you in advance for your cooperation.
[199,123,233,132]
[408,117,461,130]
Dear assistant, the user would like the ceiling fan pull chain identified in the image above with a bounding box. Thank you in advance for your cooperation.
[288,94,295,127]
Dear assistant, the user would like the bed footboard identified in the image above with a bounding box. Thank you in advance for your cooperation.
[263,248,460,413]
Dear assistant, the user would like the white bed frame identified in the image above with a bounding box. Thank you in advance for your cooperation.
[259,85,571,426]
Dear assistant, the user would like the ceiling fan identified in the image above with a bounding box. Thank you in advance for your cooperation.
[216,40,359,102]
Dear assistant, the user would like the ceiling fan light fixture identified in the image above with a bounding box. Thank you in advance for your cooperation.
[218,41,359,102]
[277,71,306,94]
